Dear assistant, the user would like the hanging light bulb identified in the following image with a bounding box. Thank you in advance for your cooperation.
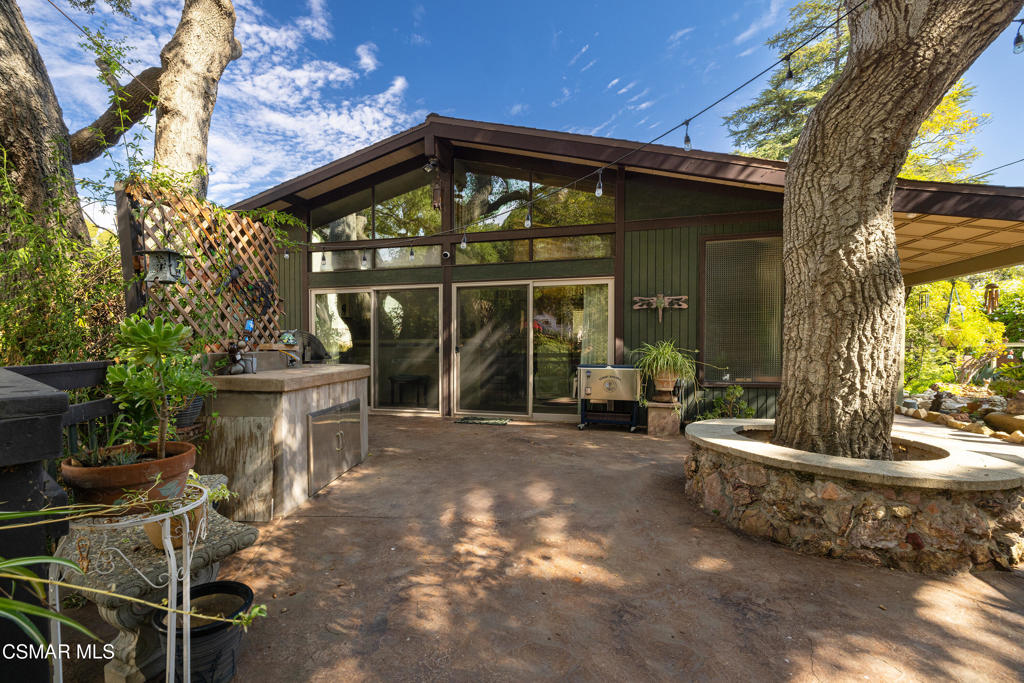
[320,251,327,267]
[283,251,289,260]
[409,246,415,261]
[784,54,795,82]
[1015,20,1024,54]
[361,251,368,267]
[683,120,692,152]
[524,206,532,228]
[460,233,468,250]
[595,169,603,197]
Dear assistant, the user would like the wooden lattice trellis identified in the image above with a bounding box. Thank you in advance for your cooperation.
[115,182,284,352]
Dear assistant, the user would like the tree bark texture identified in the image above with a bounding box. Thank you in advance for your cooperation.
[69,66,163,165]
[0,0,87,242]
[774,0,1023,460]
[154,0,242,198]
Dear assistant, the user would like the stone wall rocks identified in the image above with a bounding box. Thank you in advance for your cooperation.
[682,444,1024,574]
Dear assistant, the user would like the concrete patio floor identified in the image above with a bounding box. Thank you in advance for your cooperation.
[210,415,1024,681]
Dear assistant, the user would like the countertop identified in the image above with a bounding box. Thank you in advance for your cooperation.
[209,364,370,393]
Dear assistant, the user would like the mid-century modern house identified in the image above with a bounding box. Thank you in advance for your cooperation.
[233,115,1024,420]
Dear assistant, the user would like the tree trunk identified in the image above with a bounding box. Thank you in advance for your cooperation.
[154,0,242,198]
[0,0,87,242]
[69,65,163,165]
[774,0,1022,460]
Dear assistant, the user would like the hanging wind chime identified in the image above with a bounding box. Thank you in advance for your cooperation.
[984,283,1000,314]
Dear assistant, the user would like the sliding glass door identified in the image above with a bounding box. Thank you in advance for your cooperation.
[455,285,530,414]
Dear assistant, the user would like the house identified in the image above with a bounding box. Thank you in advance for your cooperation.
[233,115,1024,419]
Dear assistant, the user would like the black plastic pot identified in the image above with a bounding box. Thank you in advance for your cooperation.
[152,580,254,683]
[172,396,205,428]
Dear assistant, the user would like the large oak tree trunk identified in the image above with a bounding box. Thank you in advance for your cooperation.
[154,0,242,198]
[0,0,87,242]
[774,0,1023,460]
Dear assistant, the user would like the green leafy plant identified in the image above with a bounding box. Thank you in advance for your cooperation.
[106,315,214,459]
[631,341,697,385]
[697,385,756,420]
[0,555,99,646]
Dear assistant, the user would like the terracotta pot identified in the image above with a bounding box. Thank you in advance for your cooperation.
[61,441,196,507]
[652,371,678,394]
[143,504,207,550]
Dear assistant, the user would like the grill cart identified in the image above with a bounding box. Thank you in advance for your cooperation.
[575,365,641,432]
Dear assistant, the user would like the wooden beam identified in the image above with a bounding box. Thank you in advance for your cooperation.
[903,244,1024,286]
[114,183,144,315]
[614,164,626,364]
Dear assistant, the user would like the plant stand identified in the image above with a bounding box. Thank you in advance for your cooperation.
[646,400,681,436]
[49,476,258,683]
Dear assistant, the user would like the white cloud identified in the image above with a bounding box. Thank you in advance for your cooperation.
[580,59,597,72]
[568,43,589,66]
[616,80,637,95]
[296,0,332,40]
[410,33,429,46]
[667,27,694,46]
[738,45,758,57]
[551,87,573,107]
[634,101,654,111]
[355,42,379,73]
[20,0,418,207]
[734,0,784,44]
[627,87,650,103]
[606,78,620,90]
[509,103,528,116]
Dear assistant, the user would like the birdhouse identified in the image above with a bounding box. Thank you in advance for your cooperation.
[138,249,188,285]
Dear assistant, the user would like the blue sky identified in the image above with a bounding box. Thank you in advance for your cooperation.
[19,0,1024,220]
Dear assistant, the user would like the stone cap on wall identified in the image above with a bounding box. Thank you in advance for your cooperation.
[209,364,370,393]
[685,419,1024,491]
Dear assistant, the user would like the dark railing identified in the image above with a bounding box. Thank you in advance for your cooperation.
[8,361,115,460]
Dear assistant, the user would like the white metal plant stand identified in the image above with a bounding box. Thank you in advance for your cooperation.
[49,483,209,683]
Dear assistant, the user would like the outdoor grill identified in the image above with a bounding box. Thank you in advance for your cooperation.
[575,365,641,431]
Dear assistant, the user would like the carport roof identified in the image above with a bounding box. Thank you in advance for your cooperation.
[233,114,1024,285]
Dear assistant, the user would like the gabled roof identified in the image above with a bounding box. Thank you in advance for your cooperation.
[234,114,1024,284]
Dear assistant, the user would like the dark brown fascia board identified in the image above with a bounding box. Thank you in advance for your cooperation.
[232,114,1024,222]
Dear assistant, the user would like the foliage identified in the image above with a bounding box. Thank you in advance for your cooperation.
[989,280,1024,343]
[0,555,98,647]
[631,341,697,383]
[723,0,987,181]
[106,315,215,460]
[696,385,756,420]
[0,149,125,365]
[904,281,1005,393]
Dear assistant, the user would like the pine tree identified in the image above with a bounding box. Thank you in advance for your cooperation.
[724,0,988,182]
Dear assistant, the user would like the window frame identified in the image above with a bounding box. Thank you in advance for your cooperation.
[699,231,784,388]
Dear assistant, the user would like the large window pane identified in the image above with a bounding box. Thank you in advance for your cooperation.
[531,169,614,227]
[313,291,372,366]
[454,239,530,265]
[533,284,609,413]
[375,245,441,269]
[454,160,530,232]
[534,235,612,261]
[626,173,781,221]
[375,289,439,410]
[457,285,529,413]
[311,189,372,242]
[704,237,783,383]
[375,170,442,239]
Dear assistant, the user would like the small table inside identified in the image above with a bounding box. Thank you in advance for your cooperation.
[388,374,429,406]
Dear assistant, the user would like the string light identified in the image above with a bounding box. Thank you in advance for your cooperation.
[283,251,289,260]
[460,233,468,250]
[595,169,603,197]
[361,251,368,267]
[784,54,795,81]
[409,246,415,261]
[1014,19,1024,54]
[320,252,327,267]
[682,121,692,152]
[524,206,532,228]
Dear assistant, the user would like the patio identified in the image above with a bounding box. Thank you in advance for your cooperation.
[183,415,1024,681]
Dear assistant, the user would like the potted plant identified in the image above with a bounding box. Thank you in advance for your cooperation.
[632,340,697,402]
[61,315,215,507]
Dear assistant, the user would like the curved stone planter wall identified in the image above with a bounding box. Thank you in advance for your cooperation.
[683,419,1024,573]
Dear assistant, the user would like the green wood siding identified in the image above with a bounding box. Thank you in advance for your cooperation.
[624,219,781,418]
[277,226,305,330]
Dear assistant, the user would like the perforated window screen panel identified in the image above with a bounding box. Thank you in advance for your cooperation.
[704,237,783,383]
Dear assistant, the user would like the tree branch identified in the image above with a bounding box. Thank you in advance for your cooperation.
[68,66,162,165]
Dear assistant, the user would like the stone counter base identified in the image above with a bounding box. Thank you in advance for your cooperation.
[683,444,1024,573]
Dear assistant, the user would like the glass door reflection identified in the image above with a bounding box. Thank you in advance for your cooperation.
[456,285,529,414]
[374,288,440,410]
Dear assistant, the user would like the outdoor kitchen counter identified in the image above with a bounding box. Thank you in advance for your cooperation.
[208,364,370,393]
[203,364,370,522]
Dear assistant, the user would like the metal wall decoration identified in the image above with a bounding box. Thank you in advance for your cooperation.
[632,293,688,323]
[138,249,190,285]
